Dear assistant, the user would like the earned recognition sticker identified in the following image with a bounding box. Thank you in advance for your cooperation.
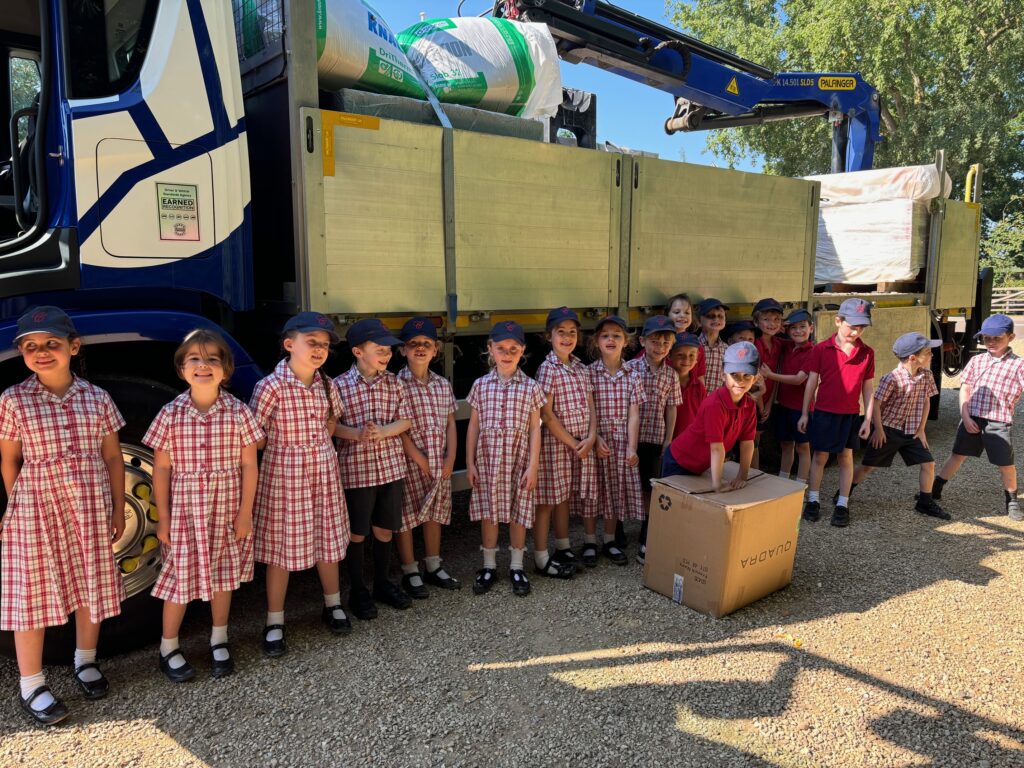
[156,183,200,241]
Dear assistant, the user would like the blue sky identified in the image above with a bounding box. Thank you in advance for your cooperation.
[381,1,761,170]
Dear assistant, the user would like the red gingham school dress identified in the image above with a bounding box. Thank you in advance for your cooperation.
[250,360,349,571]
[466,369,546,526]
[535,352,598,507]
[144,391,263,603]
[398,367,457,532]
[0,376,126,632]
[589,361,646,521]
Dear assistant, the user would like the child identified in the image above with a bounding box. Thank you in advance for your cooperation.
[668,332,707,440]
[665,292,706,382]
[333,318,413,618]
[625,315,682,564]
[395,317,461,597]
[663,342,760,493]
[762,309,813,481]
[845,332,946,519]
[0,307,126,725]
[585,315,644,567]
[752,298,789,416]
[465,321,546,596]
[534,307,596,578]
[250,312,350,658]
[932,314,1024,521]
[797,299,875,527]
[146,329,262,682]
[697,298,729,391]
[726,321,769,447]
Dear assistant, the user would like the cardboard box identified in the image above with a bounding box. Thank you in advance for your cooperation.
[643,463,805,618]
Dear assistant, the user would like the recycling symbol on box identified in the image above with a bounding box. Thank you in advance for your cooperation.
[658,494,672,511]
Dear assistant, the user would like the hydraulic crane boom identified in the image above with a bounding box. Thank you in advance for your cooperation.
[493,0,883,172]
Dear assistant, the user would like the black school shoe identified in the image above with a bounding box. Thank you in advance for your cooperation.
[19,686,68,726]
[831,505,851,527]
[602,541,628,566]
[510,569,531,596]
[424,566,462,590]
[322,605,353,634]
[614,520,628,548]
[400,573,430,600]
[552,548,579,570]
[263,624,287,657]
[210,643,234,679]
[159,649,196,683]
[914,497,951,520]
[73,663,109,700]
[373,581,413,610]
[349,590,378,621]
[579,543,599,568]
[473,568,498,595]
[802,500,821,522]
[535,557,573,579]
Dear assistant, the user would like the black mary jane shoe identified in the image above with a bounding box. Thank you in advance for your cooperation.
[263,624,287,657]
[349,590,379,621]
[322,605,353,635]
[73,663,109,700]
[580,543,599,568]
[535,558,574,579]
[210,643,235,679]
[601,541,629,566]
[159,649,196,683]
[424,566,462,590]
[552,548,580,570]
[401,573,430,600]
[510,568,532,597]
[20,685,68,726]
[472,568,497,595]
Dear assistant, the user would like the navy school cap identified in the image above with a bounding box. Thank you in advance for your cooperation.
[594,315,628,333]
[753,298,784,315]
[892,332,941,358]
[346,318,401,347]
[400,316,438,343]
[697,298,729,316]
[671,332,701,351]
[15,306,77,341]
[976,313,1014,338]
[641,315,675,336]
[725,320,756,339]
[837,298,872,326]
[283,311,340,343]
[785,309,813,325]
[723,341,760,375]
[546,306,580,330]
[490,320,526,344]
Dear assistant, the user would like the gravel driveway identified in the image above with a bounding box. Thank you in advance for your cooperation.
[2,372,1023,767]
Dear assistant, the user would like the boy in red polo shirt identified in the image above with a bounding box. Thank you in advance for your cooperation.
[797,299,875,527]
[668,332,707,439]
[663,342,759,493]
[761,309,813,481]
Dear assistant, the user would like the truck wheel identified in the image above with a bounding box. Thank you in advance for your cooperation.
[0,377,177,664]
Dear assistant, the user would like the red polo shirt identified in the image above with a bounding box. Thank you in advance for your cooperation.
[777,342,816,412]
[808,334,875,414]
[755,334,791,403]
[672,376,708,438]
[669,387,757,474]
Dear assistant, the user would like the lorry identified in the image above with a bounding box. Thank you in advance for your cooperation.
[0,0,987,656]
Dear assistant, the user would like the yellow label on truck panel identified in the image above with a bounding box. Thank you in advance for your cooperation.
[725,76,739,96]
[818,76,856,91]
[322,111,381,177]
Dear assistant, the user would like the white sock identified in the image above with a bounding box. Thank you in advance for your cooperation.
[837,495,849,507]
[401,562,424,588]
[535,550,550,569]
[603,532,617,545]
[807,491,819,503]
[20,672,54,710]
[584,533,598,545]
[481,547,498,569]
[74,647,102,682]
[265,611,284,643]
[510,547,525,571]
[423,555,442,573]
[211,625,229,661]
[554,537,571,551]
[779,471,790,478]
[323,592,341,608]
[160,636,187,669]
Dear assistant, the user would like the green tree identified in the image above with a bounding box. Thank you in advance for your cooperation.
[668,0,1023,217]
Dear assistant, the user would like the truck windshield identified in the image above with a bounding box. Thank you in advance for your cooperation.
[64,0,159,99]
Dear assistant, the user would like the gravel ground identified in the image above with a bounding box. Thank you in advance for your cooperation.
[2,369,1024,767]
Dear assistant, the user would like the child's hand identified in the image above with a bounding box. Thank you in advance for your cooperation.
[233,510,252,541]
[963,415,981,434]
[596,437,611,459]
[759,364,774,380]
[415,454,433,479]
[111,509,126,543]
[915,430,930,450]
[870,428,886,449]
[156,516,171,546]
[326,416,338,435]
[858,420,872,440]
[727,476,747,491]
[759,404,772,423]
[441,455,455,479]
[797,415,808,434]
[575,436,596,459]
[466,462,479,488]
[360,423,379,441]
[520,465,538,491]
[626,449,639,467]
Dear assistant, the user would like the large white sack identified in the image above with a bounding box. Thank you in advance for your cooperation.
[805,164,952,206]
[814,200,929,284]
[316,0,425,98]
[397,17,562,119]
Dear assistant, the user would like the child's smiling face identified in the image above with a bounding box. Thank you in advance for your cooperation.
[18,333,80,377]
[668,298,692,332]
[641,331,674,364]
[756,311,783,338]
[179,343,226,390]
[549,320,579,358]
[668,344,699,375]
[354,341,392,374]
[284,331,332,371]
[786,320,812,344]
[489,338,525,375]
[701,307,727,335]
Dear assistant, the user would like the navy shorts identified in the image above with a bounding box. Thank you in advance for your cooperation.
[861,427,933,468]
[951,417,1014,467]
[637,442,664,490]
[661,450,696,478]
[344,479,405,536]
[809,410,862,454]
[774,405,810,444]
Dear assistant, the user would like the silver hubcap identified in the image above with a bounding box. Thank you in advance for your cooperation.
[113,445,161,598]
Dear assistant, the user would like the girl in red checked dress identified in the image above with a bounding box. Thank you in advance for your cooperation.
[250,312,351,658]
[0,307,126,726]
[584,315,645,568]
[466,321,546,597]
[145,329,262,683]
[533,306,597,580]
[395,317,461,599]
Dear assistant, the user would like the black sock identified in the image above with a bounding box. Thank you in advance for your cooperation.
[373,537,392,588]
[639,518,649,546]
[918,491,932,502]
[346,540,367,595]
[848,482,858,497]
[932,476,947,499]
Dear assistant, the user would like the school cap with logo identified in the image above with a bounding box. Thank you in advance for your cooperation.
[15,306,77,340]
[400,316,438,342]
[697,298,729,316]
[346,318,401,347]
[723,341,760,375]
[975,313,1014,338]
[283,311,340,343]
[490,320,526,344]
[671,332,701,351]
[594,315,628,333]
[784,309,813,325]
[641,315,674,335]
[753,298,783,314]
[546,306,580,330]
[892,332,941,358]
[837,298,873,326]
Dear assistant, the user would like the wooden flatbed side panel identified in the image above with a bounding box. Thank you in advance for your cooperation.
[320,115,446,313]
[933,201,982,312]
[453,132,620,312]
[629,161,816,306]
[814,305,932,384]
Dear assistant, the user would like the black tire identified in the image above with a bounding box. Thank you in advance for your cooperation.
[0,376,178,664]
